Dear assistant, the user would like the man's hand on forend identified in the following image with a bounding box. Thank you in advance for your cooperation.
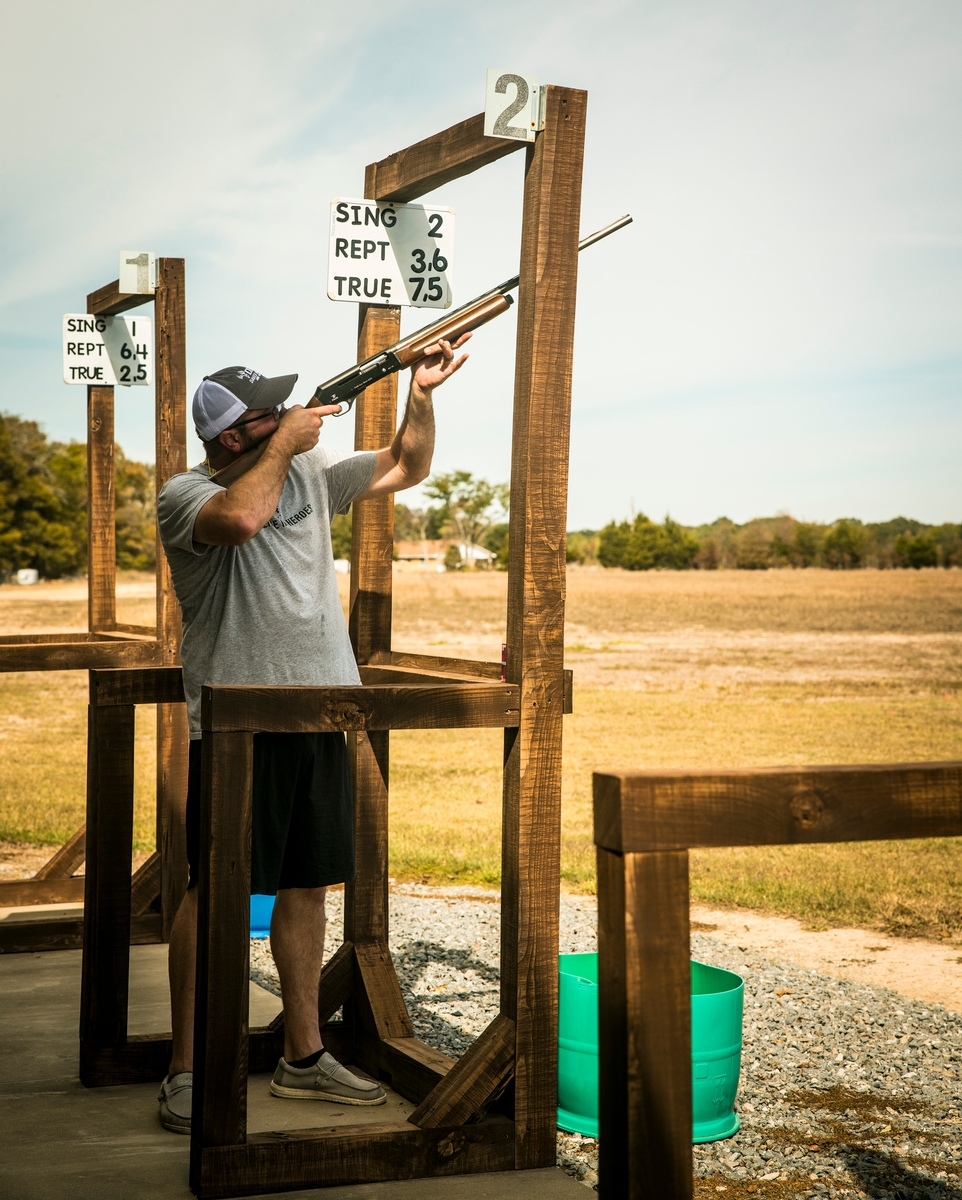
[412,334,471,397]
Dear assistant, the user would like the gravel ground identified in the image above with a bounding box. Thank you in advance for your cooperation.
[250,887,962,1199]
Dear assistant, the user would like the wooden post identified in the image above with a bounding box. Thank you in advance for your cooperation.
[343,157,405,1067]
[597,847,693,1199]
[86,384,116,632]
[348,301,400,664]
[501,84,587,1168]
[190,731,253,1192]
[154,257,189,940]
[80,704,135,1063]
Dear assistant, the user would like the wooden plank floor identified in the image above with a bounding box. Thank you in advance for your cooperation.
[0,946,584,1199]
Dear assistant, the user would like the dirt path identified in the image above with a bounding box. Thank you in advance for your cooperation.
[692,902,962,1013]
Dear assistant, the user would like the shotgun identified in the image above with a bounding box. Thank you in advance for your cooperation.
[314,212,633,415]
[211,214,631,484]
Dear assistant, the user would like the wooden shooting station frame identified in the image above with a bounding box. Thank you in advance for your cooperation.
[592,761,962,1200]
[81,88,586,1196]
[0,261,188,953]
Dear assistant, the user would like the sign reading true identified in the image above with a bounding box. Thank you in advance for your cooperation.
[327,198,455,309]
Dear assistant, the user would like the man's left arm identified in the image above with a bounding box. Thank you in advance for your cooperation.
[356,334,470,500]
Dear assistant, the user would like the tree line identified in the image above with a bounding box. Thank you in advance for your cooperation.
[570,512,962,570]
[0,413,155,579]
[3,414,955,579]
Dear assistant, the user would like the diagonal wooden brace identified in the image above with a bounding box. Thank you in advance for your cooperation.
[410,1012,516,1129]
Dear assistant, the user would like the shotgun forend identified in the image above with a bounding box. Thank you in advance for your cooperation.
[311,213,632,414]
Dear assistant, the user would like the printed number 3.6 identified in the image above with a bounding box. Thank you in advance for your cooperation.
[493,74,529,140]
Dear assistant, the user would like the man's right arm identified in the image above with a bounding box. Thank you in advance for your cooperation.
[193,406,325,545]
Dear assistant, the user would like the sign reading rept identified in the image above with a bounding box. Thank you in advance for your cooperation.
[62,314,152,385]
[327,198,454,309]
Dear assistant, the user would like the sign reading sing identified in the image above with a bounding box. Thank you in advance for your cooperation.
[327,198,455,309]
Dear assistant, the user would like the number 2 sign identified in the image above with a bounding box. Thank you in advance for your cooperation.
[484,69,543,143]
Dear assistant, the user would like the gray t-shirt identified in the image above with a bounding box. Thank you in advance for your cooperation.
[157,443,376,737]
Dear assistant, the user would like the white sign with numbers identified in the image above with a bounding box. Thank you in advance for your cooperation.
[62,314,152,386]
[328,198,455,309]
[484,69,542,143]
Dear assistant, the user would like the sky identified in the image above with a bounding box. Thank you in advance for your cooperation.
[2,0,960,529]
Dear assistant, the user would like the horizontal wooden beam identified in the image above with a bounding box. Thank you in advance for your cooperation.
[378,650,502,679]
[0,638,164,672]
[87,279,153,317]
[368,113,525,202]
[359,664,497,687]
[0,876,85,907]
[0,910,161,955]
[594,762,962,853]
[201,682,520,733]
[90,666,185,707]
[80,1024,285,1088]
[378,651,573,713]
[195,1117,515,1199]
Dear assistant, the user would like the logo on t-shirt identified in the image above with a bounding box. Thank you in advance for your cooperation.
[267,503,314,530]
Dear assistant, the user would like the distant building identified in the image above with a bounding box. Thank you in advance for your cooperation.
[394,540,496,570]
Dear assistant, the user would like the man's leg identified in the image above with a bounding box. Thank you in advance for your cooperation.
[269,886,326,1062]
[167,886,197,1075]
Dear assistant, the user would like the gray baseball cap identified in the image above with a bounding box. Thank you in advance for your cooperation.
[192,365,298,441]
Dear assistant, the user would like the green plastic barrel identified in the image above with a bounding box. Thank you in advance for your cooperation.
[557,953,743,1143]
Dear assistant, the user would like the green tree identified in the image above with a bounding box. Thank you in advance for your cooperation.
[331,511,352,560]
[792,522,823,567]
[894,530,938,569]
[823,518,868,568]
[394,502,443,543]
[423,470,509,565]
[485,523,510,570]
[598,513,698,570]
[0,414,86,578]
[115,449,156,570]
[597,519,631,567]
[565,529,597,565]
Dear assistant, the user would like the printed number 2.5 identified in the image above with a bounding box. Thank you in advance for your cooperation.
[493,74,529,140]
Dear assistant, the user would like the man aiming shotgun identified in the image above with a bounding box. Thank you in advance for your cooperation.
[154,212,630,1133]
[155,334,469,1132]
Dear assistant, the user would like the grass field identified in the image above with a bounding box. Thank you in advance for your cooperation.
[1,567,960,937]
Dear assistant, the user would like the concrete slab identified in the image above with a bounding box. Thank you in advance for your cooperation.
[0,948,584,1199]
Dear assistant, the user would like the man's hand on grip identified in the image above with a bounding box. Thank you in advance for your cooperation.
[274,402,341,456]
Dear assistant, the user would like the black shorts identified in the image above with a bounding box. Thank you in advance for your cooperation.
[186,732,354,895]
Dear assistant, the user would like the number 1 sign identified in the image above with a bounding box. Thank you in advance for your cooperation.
[328,198,455,309]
